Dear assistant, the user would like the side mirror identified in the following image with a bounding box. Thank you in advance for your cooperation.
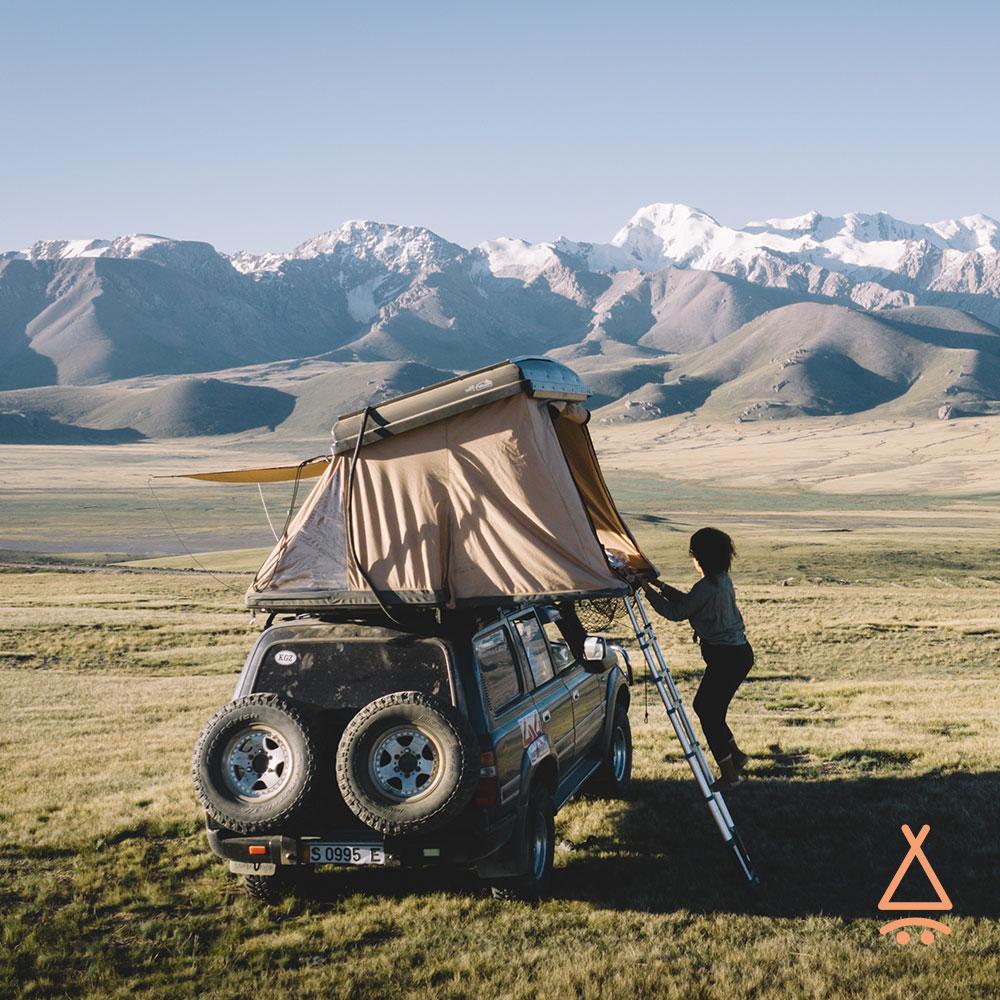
[582,636,608,672]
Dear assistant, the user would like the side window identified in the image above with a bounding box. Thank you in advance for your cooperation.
[513,613,555,688]
[474,627,522,715]
[542,620,576,673]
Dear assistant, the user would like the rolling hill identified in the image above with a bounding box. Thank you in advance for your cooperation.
[596,303,1000,424]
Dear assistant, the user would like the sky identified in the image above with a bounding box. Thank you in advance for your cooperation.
[3,0,999,254]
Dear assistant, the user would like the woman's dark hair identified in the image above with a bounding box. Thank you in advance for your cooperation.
[689,527,736,576]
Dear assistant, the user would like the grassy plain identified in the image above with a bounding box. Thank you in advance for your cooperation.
[2,428,1000,998]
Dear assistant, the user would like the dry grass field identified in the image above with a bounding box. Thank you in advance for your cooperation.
[2,425,1000,998]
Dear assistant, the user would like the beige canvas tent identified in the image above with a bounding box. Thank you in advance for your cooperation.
[181,358,654,613]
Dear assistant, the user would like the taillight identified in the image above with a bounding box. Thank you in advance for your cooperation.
[474,751,498,808]
[248,844,267,856]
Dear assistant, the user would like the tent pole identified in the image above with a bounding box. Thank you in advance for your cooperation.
[624,591,759,886]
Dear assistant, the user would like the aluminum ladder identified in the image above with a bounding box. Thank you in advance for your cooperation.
[623,590,759,886]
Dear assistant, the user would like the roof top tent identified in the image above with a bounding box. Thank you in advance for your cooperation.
[246,357,655,616]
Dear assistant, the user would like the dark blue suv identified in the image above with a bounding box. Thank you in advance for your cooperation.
[193,602,633,902]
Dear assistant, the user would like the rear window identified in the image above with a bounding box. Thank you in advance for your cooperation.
[474,627,522,715]
[254,638,452,709]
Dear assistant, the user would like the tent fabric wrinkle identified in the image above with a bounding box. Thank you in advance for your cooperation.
[345,425,451,597]
[442,398,618,605]
[252,461,349,594]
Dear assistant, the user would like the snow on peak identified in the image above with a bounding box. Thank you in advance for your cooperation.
[926,213,1000,252]
[20,238,112,260]
[291,221,462,270]
[594,204,1000,276]
[467,203,1000,289]
[476,236,561,279]
[229,221,465,278]
[103,234,173,258]
[607,203,733,270]
[745,210,827,237]
[18,234,180,262]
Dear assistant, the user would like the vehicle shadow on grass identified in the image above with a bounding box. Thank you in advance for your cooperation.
[300,865,477,904]
[553,770,1000,919]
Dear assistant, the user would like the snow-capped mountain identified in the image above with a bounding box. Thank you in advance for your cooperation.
[3,205,1000,432]
[495,203,1000,318]
[231,221,464,275]
[606,203,1000,272]
[11,204,1000,317]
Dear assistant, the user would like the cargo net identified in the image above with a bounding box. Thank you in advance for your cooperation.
[575,596,629,634]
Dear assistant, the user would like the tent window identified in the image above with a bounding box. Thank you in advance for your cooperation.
[512,612,555,688]
[474,627,523,716]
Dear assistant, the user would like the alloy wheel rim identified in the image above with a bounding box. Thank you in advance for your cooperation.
[531,809,549,881]
[222,725,293,801]
[369,726,441,800]
[612,725,628,782]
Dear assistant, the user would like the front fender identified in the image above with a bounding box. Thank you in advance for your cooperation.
[599,664,630,757]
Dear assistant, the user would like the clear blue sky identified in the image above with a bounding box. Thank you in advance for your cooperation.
[3,1,999,253]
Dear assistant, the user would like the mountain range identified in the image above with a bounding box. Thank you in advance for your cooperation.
[2,203,1000,442]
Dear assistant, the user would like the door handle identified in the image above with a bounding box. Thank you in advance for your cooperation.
[542,710,552,723]
[573,691,580,701]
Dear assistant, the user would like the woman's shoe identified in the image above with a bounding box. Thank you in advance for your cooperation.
[710,754,741,792]
[729,740,749,774]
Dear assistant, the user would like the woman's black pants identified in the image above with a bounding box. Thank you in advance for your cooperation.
[692,641,754,763]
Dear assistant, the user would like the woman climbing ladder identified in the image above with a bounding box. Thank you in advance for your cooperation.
[642,527,754,791]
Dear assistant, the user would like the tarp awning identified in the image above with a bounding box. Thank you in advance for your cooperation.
[156,458,330,484]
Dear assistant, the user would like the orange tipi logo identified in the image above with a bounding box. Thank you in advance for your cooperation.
[878,824,952,945]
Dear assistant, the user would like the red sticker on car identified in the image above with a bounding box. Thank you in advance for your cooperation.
[519,709,542,747]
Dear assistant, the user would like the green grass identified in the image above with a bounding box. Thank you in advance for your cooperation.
[3,499,1000,998]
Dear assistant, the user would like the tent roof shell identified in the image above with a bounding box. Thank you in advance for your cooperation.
[332,357,589,454]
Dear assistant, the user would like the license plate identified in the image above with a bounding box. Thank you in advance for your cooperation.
[229,860,276,875]
[306,842,385,866]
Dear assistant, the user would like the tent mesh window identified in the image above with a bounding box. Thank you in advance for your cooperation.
[575,597,628,634]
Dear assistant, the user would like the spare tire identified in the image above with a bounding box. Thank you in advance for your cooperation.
[192,693,320,834]
[336,691,478,836]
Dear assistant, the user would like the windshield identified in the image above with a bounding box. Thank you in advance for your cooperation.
[253,637,453,710]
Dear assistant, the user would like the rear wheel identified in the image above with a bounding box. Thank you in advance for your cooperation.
[594,704,632,797]
[243,868,308,905]
[490,785,555,902]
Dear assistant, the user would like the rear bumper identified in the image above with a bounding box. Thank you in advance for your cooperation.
[206,815,515,869]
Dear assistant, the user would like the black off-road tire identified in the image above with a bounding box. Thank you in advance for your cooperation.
[336,691,478,836]
[490,785,555,902]
[243,873,286,905]
[193,693,320,835]
[243,868,308,905]
[594,703,632,797]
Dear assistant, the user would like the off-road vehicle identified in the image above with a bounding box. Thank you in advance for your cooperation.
[193,602,632,902]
